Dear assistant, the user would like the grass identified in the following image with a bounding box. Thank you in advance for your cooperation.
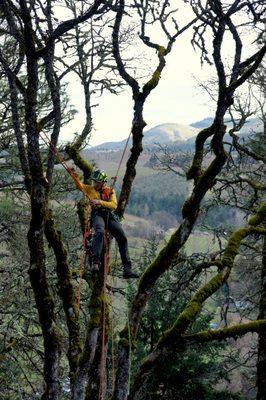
[185,231,219,255]
[165,228,221,255]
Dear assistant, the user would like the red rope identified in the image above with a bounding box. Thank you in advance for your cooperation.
[40,129,131,394]
[110,128,132,190]
[40,131,73,174]
[97,129,132,397]
[39,131,90,311]
[39,131,87,195]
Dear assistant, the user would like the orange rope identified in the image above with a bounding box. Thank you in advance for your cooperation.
[40,129,131,393]
[110,128,132,190]
[39,131,90,311]
[39,131,88,197]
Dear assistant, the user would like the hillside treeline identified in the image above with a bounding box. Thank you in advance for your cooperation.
[0,1,265,400]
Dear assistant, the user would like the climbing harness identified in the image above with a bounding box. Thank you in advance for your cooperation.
[40,127,134,398]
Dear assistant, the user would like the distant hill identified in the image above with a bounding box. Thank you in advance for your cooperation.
[91,123,199,151]
[190,117,213,129]
[190,117,262,135]
[79,117,263,232]
[142,123,199,143]
[89,118,263,152]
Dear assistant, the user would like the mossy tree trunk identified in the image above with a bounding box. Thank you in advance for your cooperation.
[112,0,195,219]
[1,1,266,399]
[1,0,107,398]
[14,1,62,398]
[129,205,266,399]
[111,2,266,398]
[257,235,266,400]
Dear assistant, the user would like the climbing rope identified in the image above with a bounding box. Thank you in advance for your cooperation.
[110,128,132,190]
[40,128,134,396]
[39,131,82,187]
[39,131,90,312]
[97,127,132,398]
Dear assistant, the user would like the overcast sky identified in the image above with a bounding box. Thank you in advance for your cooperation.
[59,2,255,147]
[64,39,214,146]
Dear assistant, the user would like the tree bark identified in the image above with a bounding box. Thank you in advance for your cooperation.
[44,209,81,382]
[129,205,266,399]
[257,235,266,400]
[19,0,62,397]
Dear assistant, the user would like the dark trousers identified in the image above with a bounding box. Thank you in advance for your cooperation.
[91,212,131,266]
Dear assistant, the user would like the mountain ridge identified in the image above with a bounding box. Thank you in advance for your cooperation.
[89,118,262,151]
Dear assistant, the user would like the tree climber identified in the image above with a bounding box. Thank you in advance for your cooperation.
[72,169,139,279]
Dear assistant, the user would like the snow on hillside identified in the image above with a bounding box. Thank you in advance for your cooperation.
[89,118,262,151]
[91,122,199,150]
[143,123,199,144]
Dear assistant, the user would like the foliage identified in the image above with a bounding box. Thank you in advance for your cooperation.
[126,172,187,219]
[132,241,242,400]
[0,0,265,399]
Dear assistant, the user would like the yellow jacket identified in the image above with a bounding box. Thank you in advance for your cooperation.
[73,176,117,211]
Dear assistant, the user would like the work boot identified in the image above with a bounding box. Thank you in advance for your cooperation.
[123,264,139,279]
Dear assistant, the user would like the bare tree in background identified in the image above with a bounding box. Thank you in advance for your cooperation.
[109,1,266,399]
[0,1,110,399]
[0,1,266,400]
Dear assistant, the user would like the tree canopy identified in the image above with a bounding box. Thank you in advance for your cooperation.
[0,1,265,400]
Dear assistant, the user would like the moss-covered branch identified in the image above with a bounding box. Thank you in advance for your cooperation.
[128,318,266,397]
[112,0,139,95]
[77,198,90,234]
[142,45,166,99]
[257,236,266,399]
[72,285,102,399]
[112,2,171,218]
[129,203,266,399]
[186,125,215,181]
[65,143,93,183]
[159,203,266,347]
[248,203,266,226]
[129,142,228,338]
[72,269,110,399]
[183,320,266,343]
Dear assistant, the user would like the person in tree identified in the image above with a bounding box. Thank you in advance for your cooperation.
[72,169,138,279]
